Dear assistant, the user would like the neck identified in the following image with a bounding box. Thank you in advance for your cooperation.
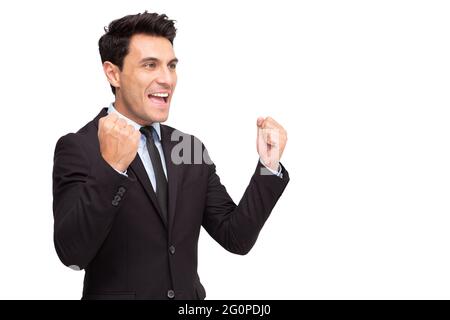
[114,95,152,127]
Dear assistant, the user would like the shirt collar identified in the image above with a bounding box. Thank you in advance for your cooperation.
[107,103,162,141]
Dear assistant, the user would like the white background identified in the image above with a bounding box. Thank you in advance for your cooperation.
[0,0,449,299]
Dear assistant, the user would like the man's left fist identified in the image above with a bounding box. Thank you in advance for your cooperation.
[256,116,287,171]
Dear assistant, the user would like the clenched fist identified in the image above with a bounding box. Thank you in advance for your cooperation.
[98,113,141,173]
[257,116,287,172]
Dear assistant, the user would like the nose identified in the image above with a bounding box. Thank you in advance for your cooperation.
[155,65,176,88]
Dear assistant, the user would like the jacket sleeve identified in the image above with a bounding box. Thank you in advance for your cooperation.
[202,158,290,255]
[52,133,136,269]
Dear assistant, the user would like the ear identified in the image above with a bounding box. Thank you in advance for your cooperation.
[103,61,121,91]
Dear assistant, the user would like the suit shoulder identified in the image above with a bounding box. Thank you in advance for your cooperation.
[54,109,104,156]
[55,123,95,151]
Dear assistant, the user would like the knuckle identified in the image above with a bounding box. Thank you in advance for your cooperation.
[103,122,112,131]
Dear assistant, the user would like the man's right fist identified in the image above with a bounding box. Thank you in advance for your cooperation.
[98,113,141,173]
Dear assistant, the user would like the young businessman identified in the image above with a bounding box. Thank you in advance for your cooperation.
[52,11,289,300]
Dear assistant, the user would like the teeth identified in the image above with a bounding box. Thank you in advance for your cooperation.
[150,92,169,98]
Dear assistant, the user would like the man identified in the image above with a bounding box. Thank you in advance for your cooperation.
[52,11,289,300]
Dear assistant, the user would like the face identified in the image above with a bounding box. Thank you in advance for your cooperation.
[106,34,178,125]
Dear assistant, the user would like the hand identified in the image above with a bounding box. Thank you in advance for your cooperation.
[256,116,287,171]
[98,113,141,173]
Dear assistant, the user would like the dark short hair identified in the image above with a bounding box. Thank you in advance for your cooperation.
[99,11,177,94]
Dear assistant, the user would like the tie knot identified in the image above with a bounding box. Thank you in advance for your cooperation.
[140,126,157,141]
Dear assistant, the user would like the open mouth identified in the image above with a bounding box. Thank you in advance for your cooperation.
[148,92,169,104]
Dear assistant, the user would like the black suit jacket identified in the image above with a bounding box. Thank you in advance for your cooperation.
[52,108,289,300]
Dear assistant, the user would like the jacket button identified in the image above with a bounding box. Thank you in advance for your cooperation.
[167,290,175,299]
[118,186,126,195]
[169,245,175,255]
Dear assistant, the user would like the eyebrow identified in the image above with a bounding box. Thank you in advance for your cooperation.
[139,57,179,65]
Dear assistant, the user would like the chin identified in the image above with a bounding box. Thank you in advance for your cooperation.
[149,111,169,123]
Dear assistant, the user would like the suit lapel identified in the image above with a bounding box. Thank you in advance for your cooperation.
[129,155,167,227]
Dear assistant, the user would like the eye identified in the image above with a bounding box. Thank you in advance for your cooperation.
[168,63,177,70]
[144,62,156,68]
